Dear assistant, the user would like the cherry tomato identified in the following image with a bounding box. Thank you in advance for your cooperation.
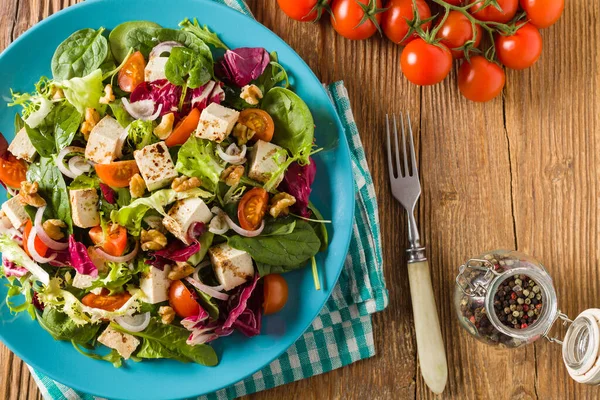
[0,154,27,189]
[276,0,331,22]
[436,11,483,58]
[458,56,506,102]
[331,0,384,40]
[496,23,543,70]
[23,219,48,258]
[238,188,269,231]
[118,51,146,93]
[400,39,453,86]
[238,109,275,142]
[381,0,431,46]
[169,280,201,318]
[520,0,564,28]
[165,108,200,147]
[82,290,131,311]
[470,0,518,23]
[263,274,289,315]
[89,224,128,257]
[94,160,140,188]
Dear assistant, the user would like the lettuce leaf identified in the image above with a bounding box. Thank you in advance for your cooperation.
[175,137,224,192]
[57,69,105,114]
[0,234,49,284]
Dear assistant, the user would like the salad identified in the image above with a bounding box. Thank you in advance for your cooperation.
[0,18,328,367]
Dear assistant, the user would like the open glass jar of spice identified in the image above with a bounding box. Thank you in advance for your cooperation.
[454,250,600,385]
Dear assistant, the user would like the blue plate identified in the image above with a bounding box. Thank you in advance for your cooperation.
[0,0,354,398]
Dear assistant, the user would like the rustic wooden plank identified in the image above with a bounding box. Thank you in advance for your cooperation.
[505,0,600,398]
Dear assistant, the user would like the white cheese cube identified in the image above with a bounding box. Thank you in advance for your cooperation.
[97,326,140,359]
[145,57,168,82]
[72,272,97,289]
[85,116,126,164]
[140,265,171,304]
[8,128,37,162]
[133,141,178,192]
[69,189,100,228]
[248,140,287,185]
[163,198,212,245]
[195,103,239,143]
[209,243,254,291]
[1,197,28,229]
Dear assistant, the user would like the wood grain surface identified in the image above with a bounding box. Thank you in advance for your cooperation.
[1,0,598,399]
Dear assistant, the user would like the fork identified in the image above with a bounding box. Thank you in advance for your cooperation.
[386,113,447,394]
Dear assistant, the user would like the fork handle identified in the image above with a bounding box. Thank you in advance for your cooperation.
[407,260,448,394]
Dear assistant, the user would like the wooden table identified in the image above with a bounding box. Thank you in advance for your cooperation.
[1,0,599,398]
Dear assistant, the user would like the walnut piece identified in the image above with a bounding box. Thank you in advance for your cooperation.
[220,165,244,187]
[141,229,168,251]
[154,113,175,140]
[129,173,146,198]
[42,219,66,240]
[19,181,46,207]
[158,306,176,325]
[81,108,100,140]
[269,192,296,218]
[240,84,263,105]
[167,261,195,281]
[99,84,115,105]
[171,176,201,192]
[232,123,256,146]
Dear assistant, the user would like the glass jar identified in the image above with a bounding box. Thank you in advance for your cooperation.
[454,249,600,386]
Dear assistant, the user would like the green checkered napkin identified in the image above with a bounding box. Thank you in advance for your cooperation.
[28,1,388,398]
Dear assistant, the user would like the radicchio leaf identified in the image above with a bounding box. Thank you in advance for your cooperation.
[130,79,182,117]
[145,239,201,271]
[2,257,28,278]
[278,158,317,218]
[68,235,98,277]
[215,48,270,87]
[222,273,262,337]
[99,183,116,205]
[0,132,9,160]
[32,292,44,311]
[187,222,207,243]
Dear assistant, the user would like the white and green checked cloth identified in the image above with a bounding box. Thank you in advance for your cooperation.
[27,1,388,398]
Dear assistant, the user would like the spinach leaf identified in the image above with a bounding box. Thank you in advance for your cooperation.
[27,157,73,233]
[108,99,134,128]
[109,21,162,63]
[255,261,305,277]
[38,308,100,343]
[124,28,212,63]
[254,52,289,95]
[72,341,123,368]
[165,47,212,89]
[24,119,55,157]
[136,338,190,363]
[112,319,218,366]
[261,217,296,236]
[14,113,24,132]
[54,103,82,151]
[228,220,320,267]
[51,28,109,81]
[308,202,329,252]
[179,18,228,50]
[261,87,314,161]
[196,290,219,320]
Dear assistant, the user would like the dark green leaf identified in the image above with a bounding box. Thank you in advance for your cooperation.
[307,202,329,252]
[254,52,289,95]
[109,21,162,63]
[196,290,219,320]
[38,308,100,343]
[228,220,320,267]
[54,103,82,151]
[108,99,134,128]
[179,18,228,50]
[136,338,190,362]
[72,341,123,368]
[165,47,212,89]
[51,28,109,81]
[124,28,213,63]
[255,261,306,277]
[24,121,55,157]
[261,217,296,236]
[14,113,24,132]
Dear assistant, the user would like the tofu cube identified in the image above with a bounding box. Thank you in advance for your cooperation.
[248,140,287,185]
[133,142,178,192]
[163,198,212,245]
[145,57,168,82]
[85,116,125,164]
[195,103,239,143]
[72,272,96,289]
[69,189,100,228]
[8,128,37,162]
[1,197,28,229]
[209,243,254,291]
[97,326,140,359]
[140,265,171,304]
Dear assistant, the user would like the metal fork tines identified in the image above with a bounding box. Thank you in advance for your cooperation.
[385,113,425,262]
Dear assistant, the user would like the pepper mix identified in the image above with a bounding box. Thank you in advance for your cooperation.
[493,275,543,329]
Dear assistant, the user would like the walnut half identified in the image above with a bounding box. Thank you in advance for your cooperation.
[81,108,100,140]
[158,306,176,325]
[99,84,115,105]
[129,173,146,198]
[240,84,263,105]
[140,229,168,251]
[232,123,256,146]
[167,261,195,281]
[19,181,46,207]
[43,219,66,240]
[269,192,296,218]
[220,165,244,187]
[172,176,201,192]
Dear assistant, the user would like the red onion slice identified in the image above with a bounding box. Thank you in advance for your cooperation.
[224,214,264,237]
[115,312,151,332]
[217,144,246,165]
[57,146,86,179]
[94,241,139,263]
[185,276,229,301]
[34,206,68,251]
[68,156,92,176]
[122,98,163,121]
[149,41,183,59]
[27,227,58,264]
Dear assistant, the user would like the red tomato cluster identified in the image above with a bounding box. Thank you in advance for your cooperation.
[276,0,564,103]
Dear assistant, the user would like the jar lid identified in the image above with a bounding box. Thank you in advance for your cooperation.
[562,309,600,384]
